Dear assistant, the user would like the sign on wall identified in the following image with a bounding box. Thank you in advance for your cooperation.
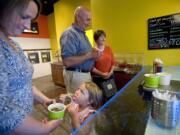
[148,13,180,50]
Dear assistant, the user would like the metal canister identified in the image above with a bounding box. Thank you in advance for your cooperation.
[151,90,180,128]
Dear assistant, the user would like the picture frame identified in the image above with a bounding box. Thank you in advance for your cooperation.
[41,51,51,63]
[28,52,40,64]
[23,22,39,34]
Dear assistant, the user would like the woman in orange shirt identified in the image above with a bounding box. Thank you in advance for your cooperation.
[91,30,117,101]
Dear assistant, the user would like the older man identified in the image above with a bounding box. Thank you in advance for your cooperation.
[60,6,100,94]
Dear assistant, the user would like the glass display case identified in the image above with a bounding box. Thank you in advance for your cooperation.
[115,53,145,66]
[113,53,144,89]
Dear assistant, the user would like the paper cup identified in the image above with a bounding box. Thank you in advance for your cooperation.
[48,103,66,120]
[144,74,160,88]
[156,73,171,86]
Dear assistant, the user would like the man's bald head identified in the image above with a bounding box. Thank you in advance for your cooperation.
[74,6,91,31]
[74,6,89,19]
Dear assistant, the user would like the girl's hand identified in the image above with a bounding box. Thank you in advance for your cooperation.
[67,103,78,117]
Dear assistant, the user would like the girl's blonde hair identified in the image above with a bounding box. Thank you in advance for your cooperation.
[85,82,103,109]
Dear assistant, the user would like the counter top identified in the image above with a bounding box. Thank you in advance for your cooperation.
[114,64,142,74]
[72,66,180,135]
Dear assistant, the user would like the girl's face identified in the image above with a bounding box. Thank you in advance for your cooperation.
[95,35,106,47]
[73,84,90,106]
[5,1,38,36]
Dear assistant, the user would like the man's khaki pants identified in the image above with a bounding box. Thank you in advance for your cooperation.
[63,69,92,94]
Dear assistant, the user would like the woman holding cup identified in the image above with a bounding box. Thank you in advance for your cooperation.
[0,0,62,134]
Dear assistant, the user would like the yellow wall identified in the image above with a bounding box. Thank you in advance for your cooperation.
[54,0,91,49]
[86,29,94,46]
[48,0,91,60]
[47,13,58,60]
[91,0,180,66]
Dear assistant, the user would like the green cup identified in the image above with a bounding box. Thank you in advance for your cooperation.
[144,74,160,88]
[48,103,66,120]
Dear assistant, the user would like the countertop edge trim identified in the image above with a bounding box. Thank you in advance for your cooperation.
[72,67,145,135]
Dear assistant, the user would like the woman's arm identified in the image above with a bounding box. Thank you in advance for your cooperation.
[107,47,115,77]
[14,115,62,135]
[32,86,54,105]
[0,69,60,135]
[109,65,115,75]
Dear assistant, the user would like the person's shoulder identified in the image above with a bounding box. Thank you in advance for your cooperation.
[0,39,5,61]
[61,25,78,37]
[12,40,23,52]
[0,38,8,53]
[0,38,5,47]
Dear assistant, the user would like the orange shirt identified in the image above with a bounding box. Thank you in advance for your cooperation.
[95,46,115,72]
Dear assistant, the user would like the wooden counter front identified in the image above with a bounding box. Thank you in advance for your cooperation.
[51,62,65,87]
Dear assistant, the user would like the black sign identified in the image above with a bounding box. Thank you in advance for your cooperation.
[148,13,180,49]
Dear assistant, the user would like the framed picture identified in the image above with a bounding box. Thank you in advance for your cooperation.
[23,22,39,34]
[41,51,51,63]
[28,52,39,64]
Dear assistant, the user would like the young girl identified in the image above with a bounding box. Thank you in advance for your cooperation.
[59,82,103,130]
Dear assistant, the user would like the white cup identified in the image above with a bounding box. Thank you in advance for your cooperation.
[156,73,171,85]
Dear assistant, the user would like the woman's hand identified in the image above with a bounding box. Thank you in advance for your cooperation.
[102,72,109,79]
[58,94,67,103]
[42,118,63,125]
[41,118,63,133]
[103,69,114,79]
[14,115,63,135]
[43,98,56,108]
[107,71,113,79]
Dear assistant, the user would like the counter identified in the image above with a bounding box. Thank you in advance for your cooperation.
[114,65,141,89]
[72,66,180,135]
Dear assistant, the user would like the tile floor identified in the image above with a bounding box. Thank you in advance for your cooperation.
[32,75,66,98]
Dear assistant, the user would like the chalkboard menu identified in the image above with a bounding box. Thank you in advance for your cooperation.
[148,13,180,49]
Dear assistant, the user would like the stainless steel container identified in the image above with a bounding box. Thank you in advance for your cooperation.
[151,90,180,128]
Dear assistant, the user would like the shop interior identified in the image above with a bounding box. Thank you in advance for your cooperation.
[11,0,180,135]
